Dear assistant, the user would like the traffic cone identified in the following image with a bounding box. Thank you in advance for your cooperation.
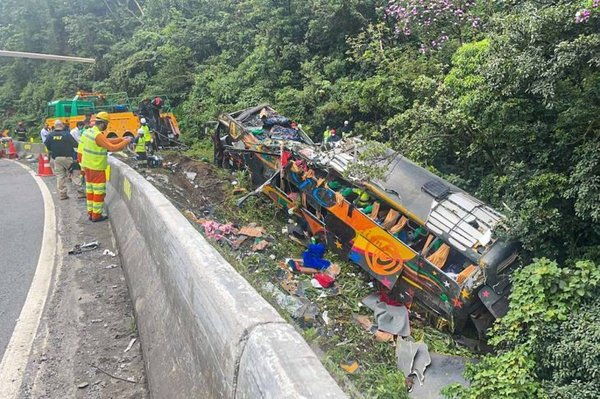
[7,140,18,159]
[37,153,54,177]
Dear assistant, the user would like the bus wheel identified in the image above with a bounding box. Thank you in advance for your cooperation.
[106,132,118,139]
[124,132,134,139]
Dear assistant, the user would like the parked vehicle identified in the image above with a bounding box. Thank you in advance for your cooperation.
[45,91,181,146]
[214,104,520,336]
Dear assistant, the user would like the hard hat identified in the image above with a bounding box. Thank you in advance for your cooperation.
[54,119,64,128]
[140,118,146,124]
[95,111,110,122]
[344,120,349,125]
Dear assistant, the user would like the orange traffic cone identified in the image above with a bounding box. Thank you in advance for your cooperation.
[7,139,18,159]
[37,153,54,177]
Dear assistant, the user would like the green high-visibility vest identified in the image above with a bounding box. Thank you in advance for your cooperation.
[81,126,108,170]
[141,125,152,142]
[135,135,146,153]
[77,127,87,155]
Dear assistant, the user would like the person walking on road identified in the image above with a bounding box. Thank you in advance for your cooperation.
[44,120,79,200]
[81,112,131,222]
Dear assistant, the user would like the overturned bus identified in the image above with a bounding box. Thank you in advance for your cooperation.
[214,104,520,336]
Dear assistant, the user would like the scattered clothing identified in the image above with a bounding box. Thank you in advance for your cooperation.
[302,242,331,271]
[362,293,411,336]
[201,220,235,241]
[396,337,431,386]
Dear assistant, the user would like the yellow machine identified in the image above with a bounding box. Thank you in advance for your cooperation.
[45,91,181,143]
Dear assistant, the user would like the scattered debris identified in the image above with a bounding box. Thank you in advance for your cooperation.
[239,225,265,238]
[201,220,236,241]
[322,310,330,325]
[262,282,318,323]
[105,264,118,269]
[311,273,335,288]
[251,239,270,252]
[363,293,410,337]
[184,210,205,225]
[230,235,249,249]
[340,361,360,374]
[124,338,137,353]
[184,171,197,182]
[103,249,116,257]
[88,363,138,384]
[68,241,99,255]
[396,337,431,387]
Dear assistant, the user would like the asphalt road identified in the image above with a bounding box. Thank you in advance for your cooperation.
[0,160,44,360]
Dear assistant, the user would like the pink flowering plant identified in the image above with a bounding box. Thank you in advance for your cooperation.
[575,0,599,23]
[385,0,481,52]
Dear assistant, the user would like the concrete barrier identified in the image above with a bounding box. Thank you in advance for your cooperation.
[13,141,47,157]
[106,157,346,399]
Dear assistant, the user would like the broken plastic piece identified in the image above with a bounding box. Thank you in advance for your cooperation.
[340,361,359,374]
[103,249,116,257]
[68,241,99,255]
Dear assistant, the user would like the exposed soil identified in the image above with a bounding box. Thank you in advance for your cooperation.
[19,169,148,399]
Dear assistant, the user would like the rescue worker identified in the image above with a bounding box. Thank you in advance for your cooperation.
[329,128,341,143]
[44,120,78,200]
[133,125,147,161]
[322,126,331,143]
[340,120,352,137]
[138,118,153,154]
[81,112,131,222]
[15,121,27,141]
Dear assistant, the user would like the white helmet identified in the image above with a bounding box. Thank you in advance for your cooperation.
[140,118,147,124]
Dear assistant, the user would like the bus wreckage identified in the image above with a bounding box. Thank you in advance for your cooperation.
[214,104,520,336]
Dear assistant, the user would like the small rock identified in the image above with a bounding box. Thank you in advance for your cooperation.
[77,382,89,389]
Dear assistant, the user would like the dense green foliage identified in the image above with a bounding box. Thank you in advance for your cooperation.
[1,0,597,262]
[444,258,600,399]
[1,1,599,396]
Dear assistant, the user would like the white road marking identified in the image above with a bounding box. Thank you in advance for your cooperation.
[0,161,57,398]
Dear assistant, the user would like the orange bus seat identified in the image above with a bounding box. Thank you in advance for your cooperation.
[390,216,408,234]
[427,244,451,269]
[382,209,400,229]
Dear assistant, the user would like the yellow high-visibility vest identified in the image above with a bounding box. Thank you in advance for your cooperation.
[141,125,152,142]
[81,126,108,170]
[77,127,87,155]
[135,135,146,153]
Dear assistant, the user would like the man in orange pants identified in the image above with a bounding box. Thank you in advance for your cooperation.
[81,112,131,222]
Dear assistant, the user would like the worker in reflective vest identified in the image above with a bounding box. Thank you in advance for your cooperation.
[81,112,131,222]
[139,118,153,154]
[133,127,147,161]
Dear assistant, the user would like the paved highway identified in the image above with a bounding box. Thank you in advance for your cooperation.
[0,160,44,360]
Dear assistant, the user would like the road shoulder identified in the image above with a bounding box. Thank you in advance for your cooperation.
[18,163,148,398]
